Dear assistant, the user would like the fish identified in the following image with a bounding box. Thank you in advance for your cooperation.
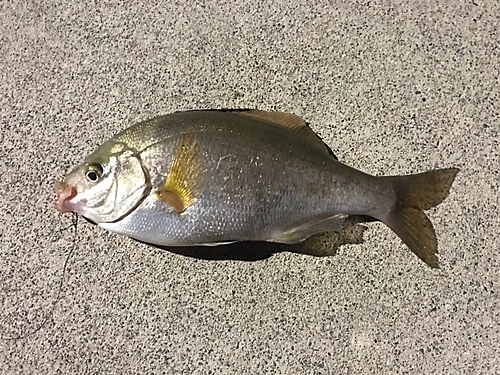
[54,109,458,268]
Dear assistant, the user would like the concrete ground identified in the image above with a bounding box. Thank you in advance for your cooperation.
[1,0,499,373]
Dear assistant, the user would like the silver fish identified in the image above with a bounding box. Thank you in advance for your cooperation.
[54,110,458,267]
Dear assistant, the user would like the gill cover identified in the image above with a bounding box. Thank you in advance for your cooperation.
[77,147,150,223]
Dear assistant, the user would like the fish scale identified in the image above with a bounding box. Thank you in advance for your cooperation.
[54,109,458,267]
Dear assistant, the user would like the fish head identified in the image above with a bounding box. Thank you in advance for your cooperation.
[54,142,150,223]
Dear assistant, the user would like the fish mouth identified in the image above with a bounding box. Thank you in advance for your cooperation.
[54,181,78,212]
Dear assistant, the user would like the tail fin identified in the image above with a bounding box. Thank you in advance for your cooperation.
[380,168,459,268]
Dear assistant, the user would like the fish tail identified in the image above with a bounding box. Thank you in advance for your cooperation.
[380,168,459,268]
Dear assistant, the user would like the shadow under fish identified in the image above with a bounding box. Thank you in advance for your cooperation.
[138,216,371,261]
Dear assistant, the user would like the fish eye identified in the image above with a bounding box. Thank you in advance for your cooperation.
[85,164,103,182]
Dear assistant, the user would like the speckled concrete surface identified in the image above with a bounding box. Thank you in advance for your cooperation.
[1,0,499,373]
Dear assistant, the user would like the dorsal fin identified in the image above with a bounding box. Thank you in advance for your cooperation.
[231,109,335,158]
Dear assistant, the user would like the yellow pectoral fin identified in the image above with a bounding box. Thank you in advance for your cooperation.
[159,190,185,213]
[159,129,206,213]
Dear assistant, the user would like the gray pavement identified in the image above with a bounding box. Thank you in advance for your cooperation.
[1,0,499,373]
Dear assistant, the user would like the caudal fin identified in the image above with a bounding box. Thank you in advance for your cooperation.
[380,168,459,268]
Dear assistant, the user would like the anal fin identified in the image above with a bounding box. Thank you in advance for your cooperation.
[271,214,347,244]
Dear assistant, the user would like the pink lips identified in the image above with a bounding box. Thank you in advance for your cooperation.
[54,181,78,212]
